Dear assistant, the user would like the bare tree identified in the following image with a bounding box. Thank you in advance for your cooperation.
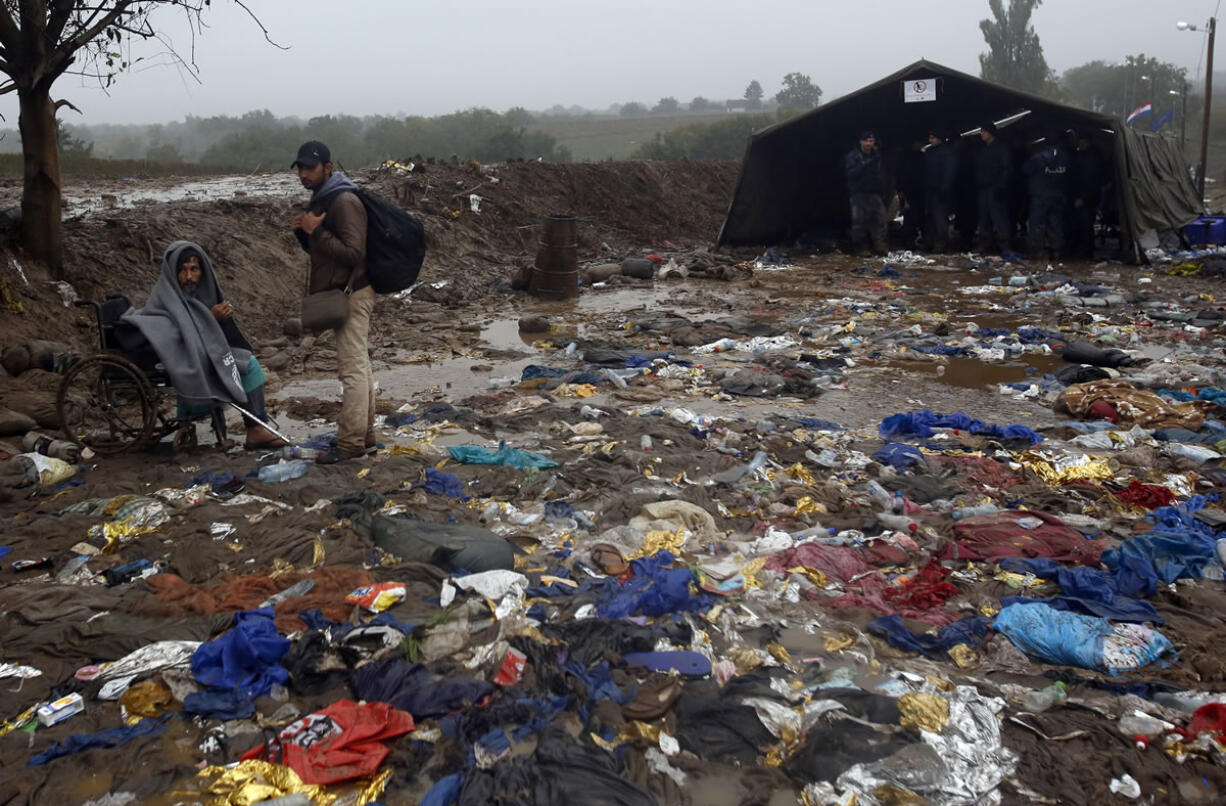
[0,1,275,277]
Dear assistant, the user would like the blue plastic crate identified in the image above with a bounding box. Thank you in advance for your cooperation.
[1183,216,1226,246]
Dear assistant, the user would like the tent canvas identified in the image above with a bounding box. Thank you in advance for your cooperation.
[716,59,1201,261]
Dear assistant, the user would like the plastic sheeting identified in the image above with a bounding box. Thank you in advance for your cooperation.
[879,410,1043,445]
[993,602,1174,673]
[190,609,289,700]
[448,440,557,469]
[1101,496,1224,584]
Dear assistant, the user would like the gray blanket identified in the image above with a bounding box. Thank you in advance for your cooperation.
[120,241,251,406]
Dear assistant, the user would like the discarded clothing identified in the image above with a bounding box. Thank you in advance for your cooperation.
[998,557,1162,624]
[449,440,557,469]
[1101,497,1223,584]
[941,510,1102,565]
[242,699,414,786]
[597,551,712,619]
[868,614,991,658]
[191,609,290,700]
[879,410,1043,445]
[350,656,493,719]
[424,468,466,498]
[1058,380,1205,430]
[872,442,926,470]
[993,602,1174,673]
[29,717,169,766]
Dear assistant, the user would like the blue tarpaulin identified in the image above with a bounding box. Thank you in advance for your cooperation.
[879,410,1043,445]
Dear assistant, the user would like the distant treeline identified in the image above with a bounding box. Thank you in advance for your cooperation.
[633,112,787,160]
[0,108,574,170]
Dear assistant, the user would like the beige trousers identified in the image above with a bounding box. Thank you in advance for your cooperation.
[334,285,376,453]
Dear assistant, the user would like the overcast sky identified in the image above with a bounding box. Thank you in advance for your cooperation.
[1,0,1221,125]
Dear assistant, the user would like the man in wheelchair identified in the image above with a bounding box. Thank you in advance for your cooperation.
[116,241,286,450]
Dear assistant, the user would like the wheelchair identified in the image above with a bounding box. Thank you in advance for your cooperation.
[57,294,231,455]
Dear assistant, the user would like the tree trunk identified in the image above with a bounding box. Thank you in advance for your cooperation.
[18,86,63,278]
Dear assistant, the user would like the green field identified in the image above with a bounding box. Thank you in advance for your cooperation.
[533,112,737,161]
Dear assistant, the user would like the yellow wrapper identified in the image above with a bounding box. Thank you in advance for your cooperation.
[199,759,334,806]
[767,643,793,665]
[119,679,177,722]
[728,646,765,673]
[873,785,928,806]
[1019,450,1114,484]
[786,463,818,485]
[793,496,828,515]
[389,443,427,455]
[629,526,687,559]
[947,644,980,669]
[356,769,392,806]
[787,566,829,588]
[898,692,950,733]
[619,721,662,743]
[740,557,768,587]
[824,632,857,652]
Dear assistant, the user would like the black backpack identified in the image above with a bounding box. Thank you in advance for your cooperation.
[354,190,427,294]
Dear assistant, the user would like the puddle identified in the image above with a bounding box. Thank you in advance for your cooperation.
[480,317,542,350]
[63,174,301,217]
[276,355,539,406]
[890,353,1064,389]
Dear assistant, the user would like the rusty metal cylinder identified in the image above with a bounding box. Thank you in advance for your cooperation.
[529,214,579,299]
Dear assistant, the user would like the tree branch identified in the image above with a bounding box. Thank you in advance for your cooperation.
[53,96,80,113]
[231,0,288,50]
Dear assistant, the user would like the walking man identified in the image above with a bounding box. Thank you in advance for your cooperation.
[843,130,888,256]
[291,140,375,464]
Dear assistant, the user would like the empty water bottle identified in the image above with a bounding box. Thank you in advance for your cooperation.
[866,480,898,512]
[1019,681,1067,712]
[640,434,653,451]
[1118,712,1168,738]
[952,504,1000,520]
[278,445,321,460]
[746,450,769,475]
[876,512,917,533]
[260,578,315,608]
[257,459,310,483]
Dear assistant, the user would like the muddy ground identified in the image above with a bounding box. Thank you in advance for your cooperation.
[0,161,1225,804]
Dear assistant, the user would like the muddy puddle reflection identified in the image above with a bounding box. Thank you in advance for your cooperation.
[889,352,1065,390]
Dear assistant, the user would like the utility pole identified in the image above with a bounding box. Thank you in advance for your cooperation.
[1202,18,1215,199]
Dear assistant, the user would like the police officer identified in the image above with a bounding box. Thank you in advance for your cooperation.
[974,122,1013,254]
[1024,134,1070,260]
[923,129,957,253]
[1068,132,1105,258]
[843,130,887,256]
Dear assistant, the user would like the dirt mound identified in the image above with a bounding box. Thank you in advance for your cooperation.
[0,160,738,355]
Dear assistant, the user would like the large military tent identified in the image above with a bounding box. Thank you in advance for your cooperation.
[717,60,1201,261]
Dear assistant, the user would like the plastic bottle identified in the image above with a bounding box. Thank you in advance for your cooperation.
[56,555,90,583]
[709,337,737,353]
[22,432,80,463]
[257,459,310,483]
[1019,681,1067,712]
[1117,713,1168,738]
[866,480,897,512]
[876,512,918,533]
[278,445,321,460]
[746,450,769,475]
[259,578,315,608]
[952,503,1000,520]
[602,368,628,389]
[640,434,653,451]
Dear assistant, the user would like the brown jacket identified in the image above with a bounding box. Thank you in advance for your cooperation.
[305,191,369,294]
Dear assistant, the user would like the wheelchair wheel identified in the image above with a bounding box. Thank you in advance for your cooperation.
[57,354,158,454]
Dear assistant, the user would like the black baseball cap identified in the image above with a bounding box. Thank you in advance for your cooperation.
[292,141,331,169]
[860,130,876,140]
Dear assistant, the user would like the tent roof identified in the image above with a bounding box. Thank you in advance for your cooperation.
[716,58,1199,258]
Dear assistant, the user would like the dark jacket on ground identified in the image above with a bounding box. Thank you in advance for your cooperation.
[974,140,1012,191]
[924,142,958,196]
[296,190,369,294]
[1024,146,1070,199]
[844,147,885,196]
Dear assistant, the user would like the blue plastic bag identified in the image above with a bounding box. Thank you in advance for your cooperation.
[449,440,557,469]
[993,602,1174,673]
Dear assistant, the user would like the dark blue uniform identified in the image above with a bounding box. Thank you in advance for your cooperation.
[844,146,887,253]
[974,139,1013,252]
[1069,145,1105,258]
[923,142,957,252]
[1025,145,1070,257]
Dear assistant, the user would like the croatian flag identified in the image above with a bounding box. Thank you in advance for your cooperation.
[1126,102,1153,125]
